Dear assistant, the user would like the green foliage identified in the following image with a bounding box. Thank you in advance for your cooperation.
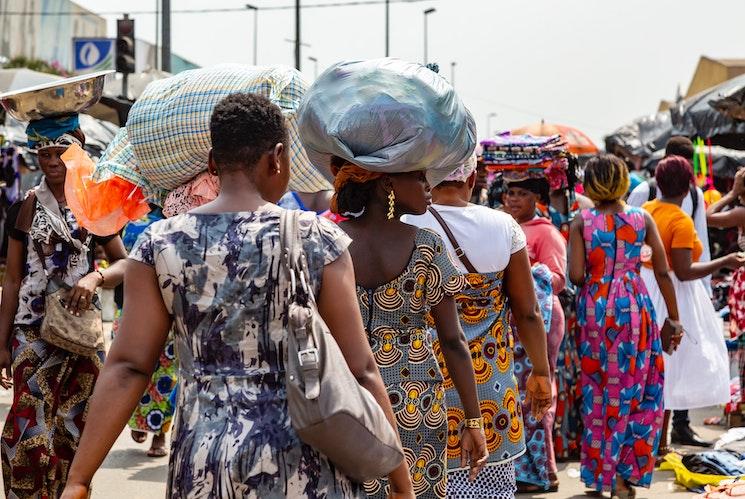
[3,56,70,76]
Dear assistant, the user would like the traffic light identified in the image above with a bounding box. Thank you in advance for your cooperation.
[116,17,135,74]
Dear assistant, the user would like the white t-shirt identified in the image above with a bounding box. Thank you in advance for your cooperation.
[403,204,526,274]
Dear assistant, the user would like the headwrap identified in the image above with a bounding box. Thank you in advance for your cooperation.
[330,163,384,215]
[26,115,83,151]
[442,152,478,183]
[298,58,476,186]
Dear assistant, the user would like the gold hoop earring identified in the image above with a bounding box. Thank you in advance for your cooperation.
[387,190,396,220]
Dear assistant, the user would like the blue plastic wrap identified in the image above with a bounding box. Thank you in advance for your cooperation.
[297,58,476,186]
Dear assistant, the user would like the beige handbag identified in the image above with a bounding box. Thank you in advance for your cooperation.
[32,239,104,357]
[279,210,404,483]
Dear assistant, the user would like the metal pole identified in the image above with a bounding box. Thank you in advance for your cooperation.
[450,61,456,87]
[308,56,318,78]
[423,13,427,64]
[253,9,258,65]
[385,0,389,57]
[121,13,129,98]
[155,0,160,70]
[161,0,171,72]
[295,0,301,70]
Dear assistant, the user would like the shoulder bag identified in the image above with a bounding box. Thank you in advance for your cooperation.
[17,193,104,356]
[279,209,404,483]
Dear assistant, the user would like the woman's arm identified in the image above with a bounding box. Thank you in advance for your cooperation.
[67,236,128,315]
[568,216,586,286]
[504,247,552,420]
[707,170,745,229]
[670,248,745,281]
[644,213,679,322]
[0,238,25,388]
[63,260,171,495]
[317,251,413,497]
[430,296,488,479]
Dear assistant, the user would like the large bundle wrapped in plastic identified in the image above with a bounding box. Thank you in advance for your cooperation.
[126,64,331,192]
[297,58,476,185]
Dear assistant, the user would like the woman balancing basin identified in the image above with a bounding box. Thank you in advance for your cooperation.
[0,71,129,498]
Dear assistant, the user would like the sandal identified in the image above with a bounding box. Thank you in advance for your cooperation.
[130,430,147,444]
[147,433,168,458]
[611,482,636,499]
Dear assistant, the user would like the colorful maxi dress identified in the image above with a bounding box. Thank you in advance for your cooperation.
[576,207,664,492]
[357,229,465,499]
[130,210,362,498]
[434,268,527,498]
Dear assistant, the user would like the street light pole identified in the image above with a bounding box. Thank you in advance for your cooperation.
[485,112,498,138]
[308,56,318,78]
[450,61,456,87]
[295,0,301,70]
[161,0,171,72]
[246,4,258,66]
[385,0,390,56]
[423,8,435,65]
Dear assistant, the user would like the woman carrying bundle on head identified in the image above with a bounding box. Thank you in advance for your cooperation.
[502,174,566,493]
[568,154,682,499]
[299,59,488,499]
[0,84,128,496]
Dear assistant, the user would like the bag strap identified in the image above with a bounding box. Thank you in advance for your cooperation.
[279,209,321,400]
[690,184,699,218]
[15,191,37,235]
[427,206,478,274]
[647,178,657,202]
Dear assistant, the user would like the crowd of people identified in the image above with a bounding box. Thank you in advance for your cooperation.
[0,58,742,499]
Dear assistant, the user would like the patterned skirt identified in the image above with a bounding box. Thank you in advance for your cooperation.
[363,380,447,499]
[1,325,103,499]
[128,337,177,434]
[447,461,517,498]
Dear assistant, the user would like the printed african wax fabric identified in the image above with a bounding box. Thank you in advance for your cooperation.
[576,207,664,492]
[130,210,362,497]
[513,264,553,488]
[356,229,465,499]
[2,326,103,499]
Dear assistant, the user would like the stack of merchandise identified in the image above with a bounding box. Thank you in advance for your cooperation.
[481,132,569,190]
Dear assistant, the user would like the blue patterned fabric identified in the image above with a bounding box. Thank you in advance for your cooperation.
[129,209,360,497]
[25,115,80,150]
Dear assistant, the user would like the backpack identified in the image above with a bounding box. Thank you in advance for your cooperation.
[647,178,699,217]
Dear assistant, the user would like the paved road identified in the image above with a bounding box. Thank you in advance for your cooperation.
[0,323,715,497]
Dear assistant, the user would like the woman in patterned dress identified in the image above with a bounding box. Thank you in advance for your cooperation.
[404,158,552,498]
[0,115,128,498]
[61,94,412,499]
[503,177,567,493]
[568,154,682,498]
[297,59,488,499]
[115,206,178,457]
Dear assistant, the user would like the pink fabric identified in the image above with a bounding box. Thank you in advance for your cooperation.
[163,173,221,218]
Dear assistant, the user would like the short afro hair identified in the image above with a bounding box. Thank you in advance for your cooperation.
[655,155,694,198]
[210,93,288,170]
[664,136,694,162]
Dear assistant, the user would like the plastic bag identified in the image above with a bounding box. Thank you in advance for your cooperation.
[63,144,150,236]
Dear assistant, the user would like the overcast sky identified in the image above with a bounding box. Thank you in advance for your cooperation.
[76,0,745,147]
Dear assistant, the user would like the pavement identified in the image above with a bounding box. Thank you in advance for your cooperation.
[0,322,719,497]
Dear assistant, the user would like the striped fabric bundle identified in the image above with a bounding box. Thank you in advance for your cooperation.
[121,64,331,195]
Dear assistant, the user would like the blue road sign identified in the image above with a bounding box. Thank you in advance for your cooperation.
[73,38,115,73]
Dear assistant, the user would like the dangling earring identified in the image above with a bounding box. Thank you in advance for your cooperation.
[387,190,396,220]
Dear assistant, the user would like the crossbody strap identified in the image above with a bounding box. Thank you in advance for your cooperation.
[427,206,478,274]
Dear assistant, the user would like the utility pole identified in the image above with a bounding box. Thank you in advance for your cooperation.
[295,0,301,71]
[308,56,318,78]
[423,8,435,65]
[450,61,456,87]
[385,0,390,56]
[155,0,160,70]
[246,4,258,65]
[161,0,171,73]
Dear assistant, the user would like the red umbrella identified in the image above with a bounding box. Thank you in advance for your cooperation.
[511,120,598,155]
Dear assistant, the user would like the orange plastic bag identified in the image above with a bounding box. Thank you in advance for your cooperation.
[63,144,150,236]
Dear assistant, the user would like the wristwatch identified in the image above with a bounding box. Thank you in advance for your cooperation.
[463,417,484,429]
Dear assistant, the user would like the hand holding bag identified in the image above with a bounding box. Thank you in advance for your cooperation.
[280,209,404,483]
